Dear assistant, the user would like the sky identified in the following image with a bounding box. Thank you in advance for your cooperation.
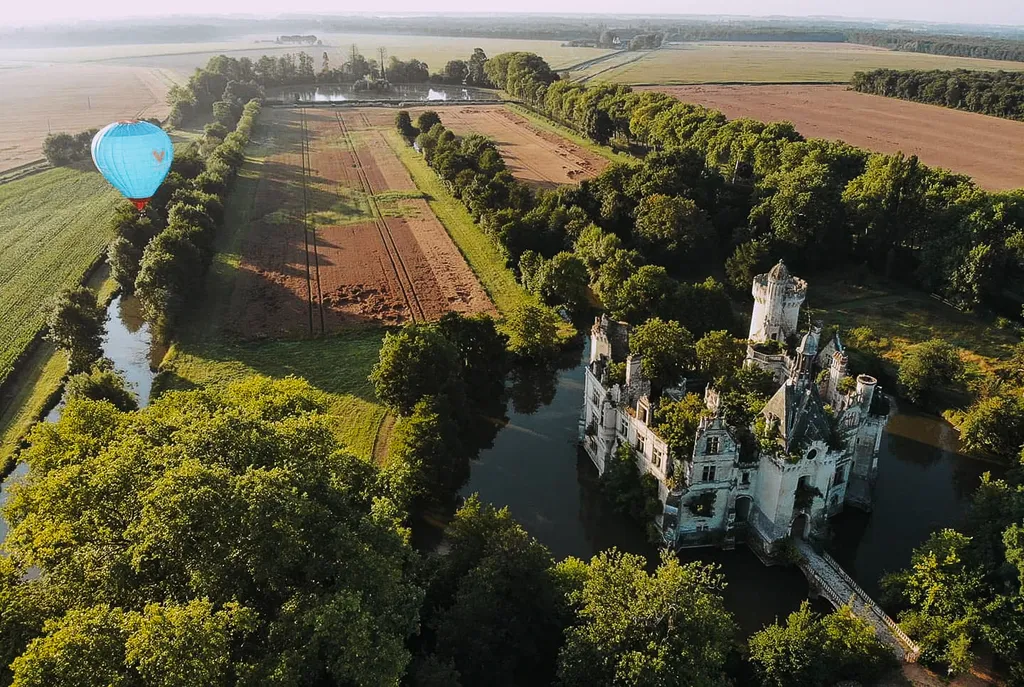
[4,1,1024,28]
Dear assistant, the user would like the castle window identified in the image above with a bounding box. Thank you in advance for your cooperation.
[638,406,648,424]
[705,436,720,455]
[636,434,646,454]
[806,448,818,461]
[835,466,846,485]
[591,390,600,406]
[741,471,750,485]
[697,523,709,532]
[652,447,664,469]
[701,465,716,482]
[618,415,627,438]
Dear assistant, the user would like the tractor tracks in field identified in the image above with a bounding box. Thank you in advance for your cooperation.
[299,108,326,336]
[335,111,426,323]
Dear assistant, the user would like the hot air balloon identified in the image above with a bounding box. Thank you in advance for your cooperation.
[91,121,174,210]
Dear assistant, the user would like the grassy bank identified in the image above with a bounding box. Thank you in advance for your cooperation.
[384,129,535,315]
[808,271,1019,410]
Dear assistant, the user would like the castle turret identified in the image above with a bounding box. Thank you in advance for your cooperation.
[748,261,808,343]
[857,374,877,412]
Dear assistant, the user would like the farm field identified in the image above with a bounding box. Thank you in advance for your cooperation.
[595,42,1024,84]
[647,84,1024,192]
[0,167,121,390]
[224,107,493,339]
[0,34,610,77]
[361,105,610,189]
[0,63,173,173]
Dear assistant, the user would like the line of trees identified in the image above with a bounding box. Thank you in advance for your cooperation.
[852,68,1024,121]
[407,112,734,339]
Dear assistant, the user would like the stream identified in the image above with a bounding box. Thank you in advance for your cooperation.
[0,294,159,541]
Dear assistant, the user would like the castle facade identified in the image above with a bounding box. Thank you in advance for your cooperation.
[580,262,889,550]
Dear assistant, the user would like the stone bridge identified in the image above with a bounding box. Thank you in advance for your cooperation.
[795,540,921,662]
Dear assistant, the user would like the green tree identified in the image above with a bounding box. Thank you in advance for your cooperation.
[416,111,442,134]
[634,194,712,263]
[420,496,564,687]
[599,444,662,525]
[557,549,735,687]
[748,601,896,687]
[384,395,464,508]
[45,287,105,373]
[696,330,746,384]
[503,303,559,361]
[533,252,589,313]
[370,323,463,415]
[64,362,138,412]
[958,393,1024,460]
[654,393,707,461]
[396,110,418,139]
[725,239,774,292]
[2,377,422,685]
[629,318,695,394]
[897,338,964,404]
[611,265,676,324]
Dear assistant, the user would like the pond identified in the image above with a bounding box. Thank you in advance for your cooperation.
[0,294,159,541]
[269,83,499,104]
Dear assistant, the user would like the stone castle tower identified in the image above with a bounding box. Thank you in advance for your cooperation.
[748,261,808,343]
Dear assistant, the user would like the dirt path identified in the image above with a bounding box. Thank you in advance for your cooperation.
[646,84,1024,191]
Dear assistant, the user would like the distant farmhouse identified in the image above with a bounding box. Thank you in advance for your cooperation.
[581,261,890,551]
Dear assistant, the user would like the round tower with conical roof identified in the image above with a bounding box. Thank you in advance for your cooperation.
[748,260,808,343]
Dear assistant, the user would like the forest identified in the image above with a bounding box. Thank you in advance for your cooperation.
[852,68,1024,121]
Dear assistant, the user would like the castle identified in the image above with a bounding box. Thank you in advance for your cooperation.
[580,261,889,550]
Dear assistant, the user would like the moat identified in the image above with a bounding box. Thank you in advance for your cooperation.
[461,340,1003,635]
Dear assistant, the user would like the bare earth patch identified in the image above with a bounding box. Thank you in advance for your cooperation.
[646,84,1024,192]
[228,107,493,338]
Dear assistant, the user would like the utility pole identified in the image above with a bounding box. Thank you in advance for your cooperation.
[378,47,387,81]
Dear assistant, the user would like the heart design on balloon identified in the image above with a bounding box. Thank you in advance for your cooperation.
[152,150,166,163]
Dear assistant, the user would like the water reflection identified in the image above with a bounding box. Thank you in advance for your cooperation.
[828,403,1003,597]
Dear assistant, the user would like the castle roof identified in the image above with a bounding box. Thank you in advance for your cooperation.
[761,380,832,453]
[767,260,790,281]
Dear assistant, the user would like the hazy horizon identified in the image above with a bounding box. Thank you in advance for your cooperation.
[3,4,1024,31]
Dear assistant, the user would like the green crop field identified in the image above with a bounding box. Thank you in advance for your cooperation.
[0,166,120,388]
[593,42,1024,85]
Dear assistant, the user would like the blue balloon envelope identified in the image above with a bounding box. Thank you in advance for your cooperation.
[91,120,174,210]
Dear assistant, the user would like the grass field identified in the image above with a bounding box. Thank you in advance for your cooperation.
[0,167,121,388]
[594,42,1024,84]
[808,272,1019,403]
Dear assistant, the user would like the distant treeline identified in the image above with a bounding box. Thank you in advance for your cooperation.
[849,31,1024,63]
[7,16,1024,63]
[852,68,1024,121]
[167,48,494,123]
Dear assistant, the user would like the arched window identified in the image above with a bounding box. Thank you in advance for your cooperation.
[806,448,818,461]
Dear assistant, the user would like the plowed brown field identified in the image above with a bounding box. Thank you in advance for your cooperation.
[228,107,493,337]
[646,85,1024,192]
[360,105,608,189]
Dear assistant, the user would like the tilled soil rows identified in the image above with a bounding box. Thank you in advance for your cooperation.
[228,107,493,338]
